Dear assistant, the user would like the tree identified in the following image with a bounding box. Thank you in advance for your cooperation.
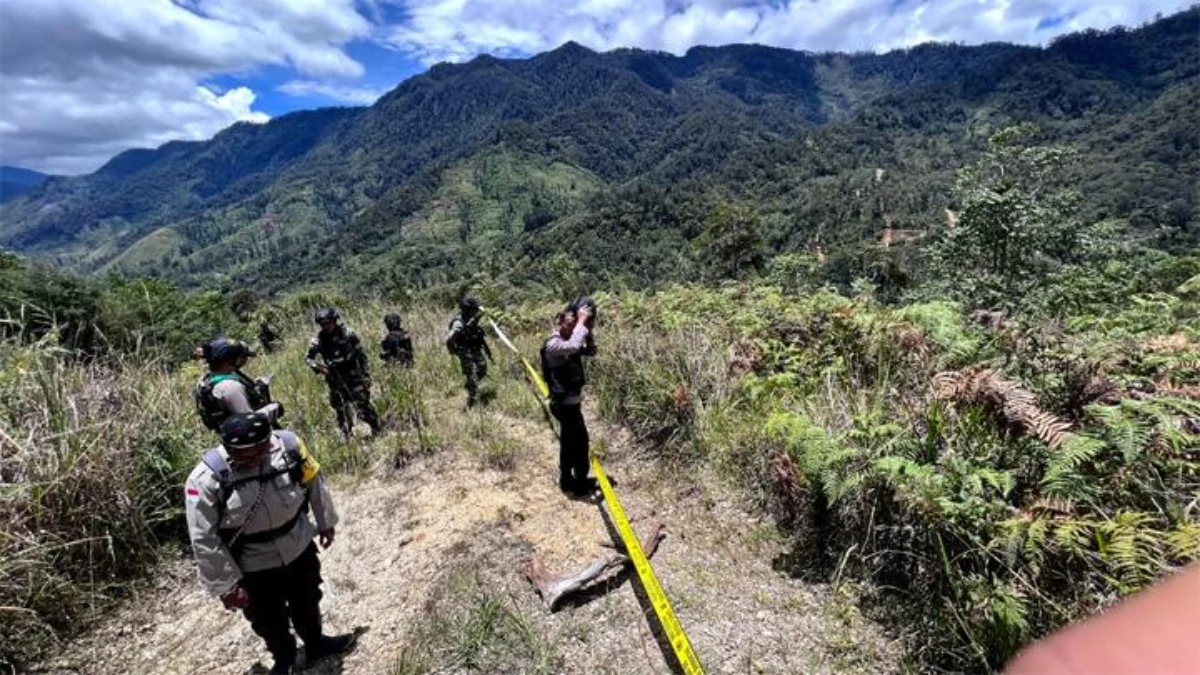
[695,204,766,281]
[923,125,1086,311]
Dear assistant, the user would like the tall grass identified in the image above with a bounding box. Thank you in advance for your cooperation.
[0,334,201,666]
[0,298,558,668]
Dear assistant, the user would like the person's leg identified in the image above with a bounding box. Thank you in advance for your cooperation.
[562,405,591,488]
[550,403,573,491]
[460,355,478,406]
[352,382,382,432]
[282,545,324,652]
[241,568,297,668]
[328,385,351,436]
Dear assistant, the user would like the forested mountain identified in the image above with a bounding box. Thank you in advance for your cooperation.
[1,8,1196,296]
[0,166,50,204]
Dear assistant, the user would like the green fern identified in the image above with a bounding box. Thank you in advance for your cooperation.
[1042,435,1105,501]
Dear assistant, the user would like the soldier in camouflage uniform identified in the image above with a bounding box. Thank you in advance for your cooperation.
[380,312,414,368]
[306,308,382,437]
[444,297,493,407]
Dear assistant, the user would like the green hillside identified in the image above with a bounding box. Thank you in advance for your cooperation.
[0,10,1196,296]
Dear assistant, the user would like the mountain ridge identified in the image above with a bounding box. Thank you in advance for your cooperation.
[1,8,1196,294]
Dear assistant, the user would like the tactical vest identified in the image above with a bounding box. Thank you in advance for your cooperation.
[202,431,310,555]
[382,330,413,361]
[315,330,362,371]
[540,341,587,403]
[194,371,269,431]
[448,316,486,353]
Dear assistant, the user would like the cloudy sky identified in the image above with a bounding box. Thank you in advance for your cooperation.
[0,0,1192,175]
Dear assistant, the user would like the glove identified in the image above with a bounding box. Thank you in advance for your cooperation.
[221,586,250,611]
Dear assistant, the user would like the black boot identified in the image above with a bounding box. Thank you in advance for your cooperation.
[305,633,358,664]
[268,656,295,675]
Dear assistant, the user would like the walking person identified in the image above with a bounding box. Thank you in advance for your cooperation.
[193,336,282,432]
[445,297,493,407]
[306,308,382,437]
[380,312,414,368]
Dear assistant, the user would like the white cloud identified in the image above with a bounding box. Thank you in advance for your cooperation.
[278,80,387,105]
[0,0,372,174]
[2,0,1193,175]
[382,0,1195,65]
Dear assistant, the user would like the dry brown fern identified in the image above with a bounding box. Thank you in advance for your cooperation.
[933,367,1074,448]
[728,337,763,377]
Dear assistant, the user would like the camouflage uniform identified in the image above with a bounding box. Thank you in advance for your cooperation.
[380,313,414,368]
[445,313,492,406]
[306,327,381,436]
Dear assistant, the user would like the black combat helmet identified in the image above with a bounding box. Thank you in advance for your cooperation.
[384,313,402,331]
[220,412,273,449]
[460,296,481,316]
[314,307,340,325]
[203,336,254,366]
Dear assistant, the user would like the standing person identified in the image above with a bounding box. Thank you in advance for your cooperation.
[184,413,355,674]
[306,308,382,437]
[380,312,414,368]
[259,321,281,354]
[445,297,493,407]
[194,336,282,432]
[540,298,598,497]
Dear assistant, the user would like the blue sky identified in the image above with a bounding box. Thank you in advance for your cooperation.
[0,0,1193,174]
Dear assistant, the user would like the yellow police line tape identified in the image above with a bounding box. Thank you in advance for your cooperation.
[488,317,704,674]
[591,456,705,674]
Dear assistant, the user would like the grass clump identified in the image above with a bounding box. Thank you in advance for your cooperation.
[391,570,558,674]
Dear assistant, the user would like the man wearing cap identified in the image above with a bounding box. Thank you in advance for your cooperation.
[185,413,355,674]
[194,336,282,433]
[540,298,599,497]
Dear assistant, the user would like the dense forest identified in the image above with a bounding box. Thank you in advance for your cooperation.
[0,9,1196,299]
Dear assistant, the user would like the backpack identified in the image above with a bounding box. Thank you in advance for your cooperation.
[201,431,312,554]
[194,372,268,431]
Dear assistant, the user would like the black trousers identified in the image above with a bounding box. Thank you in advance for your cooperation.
[551,402,589,489]
[327,375,381,434]
[241,544,323,665]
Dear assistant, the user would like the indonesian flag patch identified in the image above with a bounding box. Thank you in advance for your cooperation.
[186,485,201,503]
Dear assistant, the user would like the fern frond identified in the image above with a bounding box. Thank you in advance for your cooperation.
[1042,435,1105,500]
[933,366,1072,447]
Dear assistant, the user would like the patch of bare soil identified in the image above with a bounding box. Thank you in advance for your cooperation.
[38,409,900,674]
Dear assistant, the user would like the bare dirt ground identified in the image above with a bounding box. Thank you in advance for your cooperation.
[37,408,901,675]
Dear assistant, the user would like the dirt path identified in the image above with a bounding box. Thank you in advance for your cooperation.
[39,408,900,674]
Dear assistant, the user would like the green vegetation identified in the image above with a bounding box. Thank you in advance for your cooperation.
[1,10,1196,296]
[1,10,1198,672]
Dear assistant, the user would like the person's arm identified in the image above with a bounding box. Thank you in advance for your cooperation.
[445,319,463,351]
[305,338,325,373]
[213,380,253,414]
[1006,564,1200,675]
[184,468,242,598]
[297,437,339,547]
[214,380,281,425]
[543,322,590,358]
